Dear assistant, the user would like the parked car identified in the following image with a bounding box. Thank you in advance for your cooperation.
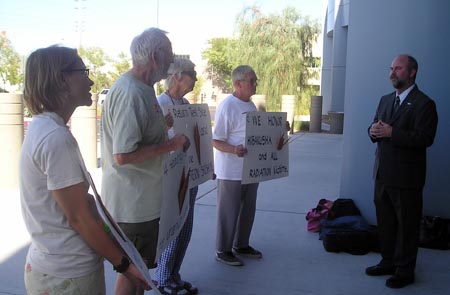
[98,88,109,104]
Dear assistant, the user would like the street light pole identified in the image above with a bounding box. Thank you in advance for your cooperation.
[156,0,159,28]
[75,0,86,49]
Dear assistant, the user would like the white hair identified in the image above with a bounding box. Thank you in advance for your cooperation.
[164,57,196,90]
[130,27,170,66]
[231,65,254,82]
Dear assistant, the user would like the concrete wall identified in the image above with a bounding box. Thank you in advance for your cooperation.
[337,0,450,223]
[320,2,333,115]
[321,0,350,115]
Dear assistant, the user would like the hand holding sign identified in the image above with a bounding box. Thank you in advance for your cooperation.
[165,112,174,129]
[235,144,247,157]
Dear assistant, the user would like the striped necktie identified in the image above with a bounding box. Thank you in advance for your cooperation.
[394,96,400,113]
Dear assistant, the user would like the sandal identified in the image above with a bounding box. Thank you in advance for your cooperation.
[177,280,198,295]
[158,282,188,295]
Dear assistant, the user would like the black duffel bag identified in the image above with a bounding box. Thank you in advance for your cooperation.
[320,215,379,255]
[419,216,450,250]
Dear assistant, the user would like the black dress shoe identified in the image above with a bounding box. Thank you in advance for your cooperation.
[365,264,396,276]
[386,274,415,288]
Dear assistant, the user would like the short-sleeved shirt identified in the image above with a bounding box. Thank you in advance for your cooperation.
[101,71,168,223]
[19,112,103,278]
[212,94,257,180]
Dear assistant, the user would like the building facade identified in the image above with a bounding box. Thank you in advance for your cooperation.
[321,0,450,222]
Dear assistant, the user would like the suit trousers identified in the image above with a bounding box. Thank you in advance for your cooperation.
[374,179,423,275]
[216,179,259,252]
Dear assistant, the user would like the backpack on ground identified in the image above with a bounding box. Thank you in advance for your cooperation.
[305,199,334,232]
[327,198,361,220]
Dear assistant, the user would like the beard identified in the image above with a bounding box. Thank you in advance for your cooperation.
[151,66,168,84]
[391,76,407,89]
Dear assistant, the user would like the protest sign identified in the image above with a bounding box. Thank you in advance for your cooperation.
[156,149,190,260]
[85,173,158,291]
[164,103,214,187]
[242,111,289,184]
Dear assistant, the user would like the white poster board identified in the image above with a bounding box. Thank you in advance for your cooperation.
[156,149,190,260]
[242,111,289,184]
[85,173,158,292]
[164,103,214,187]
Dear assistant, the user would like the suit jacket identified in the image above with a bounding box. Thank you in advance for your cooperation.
[369,85,438,189]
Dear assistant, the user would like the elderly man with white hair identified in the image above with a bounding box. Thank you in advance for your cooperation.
[101,28,190,295]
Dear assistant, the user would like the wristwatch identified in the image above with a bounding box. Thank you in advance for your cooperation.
[113,256,130,273]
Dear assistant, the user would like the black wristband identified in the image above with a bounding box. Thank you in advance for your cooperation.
[113,256,130,273]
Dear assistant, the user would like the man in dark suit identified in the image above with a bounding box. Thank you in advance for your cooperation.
[366,54,438,288]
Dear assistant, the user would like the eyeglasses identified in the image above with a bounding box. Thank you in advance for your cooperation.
[240,78,258,85]
[63,68,90,77]
[182,70,197,81]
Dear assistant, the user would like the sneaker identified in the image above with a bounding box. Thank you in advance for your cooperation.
[232,246,263,258]
[215,251,244,266]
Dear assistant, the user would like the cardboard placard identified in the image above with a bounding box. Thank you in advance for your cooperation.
[242,111,289,184]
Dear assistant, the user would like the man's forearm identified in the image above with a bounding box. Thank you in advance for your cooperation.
[114,140,174,165]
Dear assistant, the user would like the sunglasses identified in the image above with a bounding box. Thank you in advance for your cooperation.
[182,70,197,81]
[63,68,90,77]
[240,78,258,85]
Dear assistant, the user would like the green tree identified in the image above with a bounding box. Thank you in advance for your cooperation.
[110,52,131,82]
[192,75,204,102]
[202,38,236,93]
[234,6,320,111]
[0,31,22,91]
[78,46,112,93]
[156,82,164,96]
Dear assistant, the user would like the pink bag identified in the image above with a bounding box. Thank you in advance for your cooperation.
[306,199,334,232]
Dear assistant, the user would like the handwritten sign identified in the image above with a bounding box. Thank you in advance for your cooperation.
[242,111,289,184]
[165,104,214,188]
[85,173,158,291]
[157,150,190,260]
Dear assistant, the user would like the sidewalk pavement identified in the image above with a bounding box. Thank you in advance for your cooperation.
[1,132,449,295]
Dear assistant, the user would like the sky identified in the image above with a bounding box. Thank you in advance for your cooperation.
[0,0,324,64]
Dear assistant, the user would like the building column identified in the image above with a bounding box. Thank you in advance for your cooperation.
[0,93,23,188]
[70,94,98,170]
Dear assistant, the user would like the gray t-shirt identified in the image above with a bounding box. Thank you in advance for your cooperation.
[101,72,168,223]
